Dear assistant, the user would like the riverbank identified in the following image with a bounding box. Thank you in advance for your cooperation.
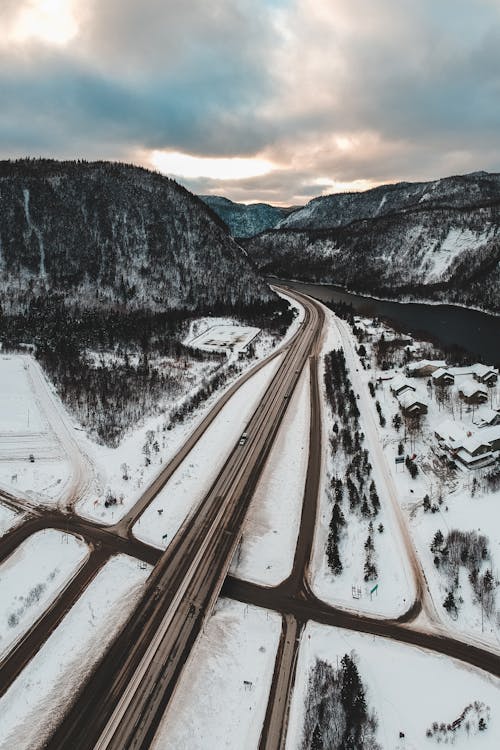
[277,279,500,367]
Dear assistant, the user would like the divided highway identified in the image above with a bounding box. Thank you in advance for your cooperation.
[45,291,324,750]
[0,286,498,750]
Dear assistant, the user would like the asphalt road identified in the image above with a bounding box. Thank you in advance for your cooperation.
[43,289,323,750]
[0,286,499,750]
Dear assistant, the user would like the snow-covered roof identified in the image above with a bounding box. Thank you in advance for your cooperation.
[462,435,492,455]
[431,367,454,380]
[473,407,500,427]
[435,421,466,444]
[398,391,427,409]
[478,424,500,444]
[473,363,498,378]
[407,359,446,372]
[390,375,415,393]
[449,364,498,378]
[456,448,494,465]
[459,381,487,398]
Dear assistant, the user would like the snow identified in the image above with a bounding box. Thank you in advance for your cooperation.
[346,314,500,648]
[0,356,46,433]
[0,502,22,538]
[309,308,415,617]
[152,599,281,750]
[0,355,73,505]
[187,322,261,353]
[0,554,151,750]
[287,621,500,750]
[231,365,310,585]
[0,529,89,659]
[133,355,283,549]
[424,228,491,283]
[410,487,500,650]
[0,460,71,505]
[75,305,302,526]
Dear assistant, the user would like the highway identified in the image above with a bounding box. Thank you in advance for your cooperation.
[44,289,324,750]
[0,285,498,749]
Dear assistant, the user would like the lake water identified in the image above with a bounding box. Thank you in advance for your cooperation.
[281,280,500,367]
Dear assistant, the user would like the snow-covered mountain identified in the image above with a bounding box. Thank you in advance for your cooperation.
[276,171,500,230]
[200,195,292,238]
[245,172,500,314]
[0,159,275,315]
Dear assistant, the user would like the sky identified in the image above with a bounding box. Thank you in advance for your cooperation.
[1,0,500,205]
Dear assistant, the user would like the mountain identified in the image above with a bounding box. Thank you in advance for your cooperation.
[276,171,500,230]
[245,172,500,314]
[0,159,275,316]
[200,195,293,238]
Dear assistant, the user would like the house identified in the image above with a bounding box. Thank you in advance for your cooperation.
[431,367,455,387]
[479,424,500,452]
[456,436,495,469]
[390,375,416,397]
[449,363,498,384]
[472,364,498,386]
[406,359,446,378]
[398,391,428,417]
[459,382,488,404]
[472,407,500,429]
[434,419,469,451]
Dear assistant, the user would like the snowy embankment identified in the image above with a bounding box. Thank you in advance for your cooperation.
[0,530,89,660]
[309,308,414,618]
[0,554,151,750]
[152,599,281,750]
[75,295,303,526]
[0,356,71,504]
[133,355,283,549]
[287,621,500,750]
[230,366,310,585]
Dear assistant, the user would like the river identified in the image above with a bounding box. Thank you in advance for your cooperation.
[281,280,500,367]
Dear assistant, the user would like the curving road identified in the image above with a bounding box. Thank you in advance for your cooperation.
[43,289,323,750]
[0,286,498,750]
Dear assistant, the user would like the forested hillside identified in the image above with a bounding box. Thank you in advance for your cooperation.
[0,159,290,445]
[200,195,292,238]
[246,173,500,314]
[0,159,275,316]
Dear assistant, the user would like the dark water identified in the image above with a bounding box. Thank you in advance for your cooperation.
[282,280,500,367]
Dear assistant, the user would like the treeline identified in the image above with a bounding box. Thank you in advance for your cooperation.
[323,350,382,581]
[301,654,380,750]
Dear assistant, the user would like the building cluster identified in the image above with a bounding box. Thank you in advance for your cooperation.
[391,359,499,470]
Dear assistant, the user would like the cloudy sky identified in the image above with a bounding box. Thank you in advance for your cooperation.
[1,0,500,204]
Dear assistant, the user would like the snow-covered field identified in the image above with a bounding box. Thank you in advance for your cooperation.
[0,502,22,537]
[0,357,46,433]
[0,554,151,750]
[152,599,281,750]
[134,356,283,549]
[187,322,261,353]
[0,529,89,659]
[0,356,73,505]
[231,366,310,585]
[309,309,414,618]
[287,621,500,750]
[410,488,500,649]
[0,459,71,505]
